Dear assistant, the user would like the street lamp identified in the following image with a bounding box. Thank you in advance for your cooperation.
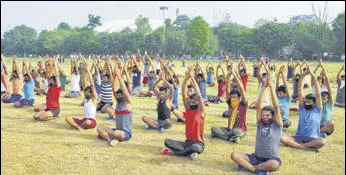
[159,5,168,57]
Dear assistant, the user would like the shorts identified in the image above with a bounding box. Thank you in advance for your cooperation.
[3,94,22,103]
[14,99,34,108]
[132,85,142,94]
[292,136,316,143]
[142,77,149,84]
[247,153,282,167]
[320,125,334,136]
[96,101,113,111]
[73,118,97,129]
[66,91,81,97]
[112,128,131,141]
[45,108,60,117]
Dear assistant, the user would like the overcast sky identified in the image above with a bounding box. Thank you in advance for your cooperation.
[1,1,345,36]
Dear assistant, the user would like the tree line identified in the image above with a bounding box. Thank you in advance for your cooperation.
[1,12,345,60]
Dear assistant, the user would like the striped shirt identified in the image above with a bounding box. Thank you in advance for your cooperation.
[100,81,113,103]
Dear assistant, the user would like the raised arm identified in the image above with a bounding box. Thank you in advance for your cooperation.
[233,70,247,102]
[54,59,61,88]
[182,70,191,111]
[86,68,98,104]
[298,65,309,105]
[282,70,290,100]
[321,67,333,105]
[310,70,322,109]
[152,74,162,97]
[336,64,344,82]
[24,60,33,81]
[256,77,269,121]
[216,63,221,82]
[162,74,174,103]
[115,66,132,104]
[267,74,283,126]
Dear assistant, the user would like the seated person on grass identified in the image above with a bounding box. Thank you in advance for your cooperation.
[334,64,345,108]
[211,68,248,144]
[65,68,97,130]
[65,59,81,98]
[206,63,226,104]
[206,62,215,87]
[14,59,35,108]
[231,73,283,175]
[160,69,206,161]
[96,65,133,146]
[33,59,62,121]
[319,67,335,138]
[280,65,325,152]
[275,65,292,131]
[249,60,270,109]
[142,73,173,132]
[1,55,10,100]
[138,63,156,97]
[3,56,23,103]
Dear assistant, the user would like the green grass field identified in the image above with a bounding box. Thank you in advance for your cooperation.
[1,58,345,175]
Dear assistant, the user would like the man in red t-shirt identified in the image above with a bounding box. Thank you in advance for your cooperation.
[33,59,62,121]
[211,69,248,143]
[161,69,206,160]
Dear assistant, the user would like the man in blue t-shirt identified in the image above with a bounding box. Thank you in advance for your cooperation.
[14,60,35,108]
[275,66,291,131]
[281,65,325,152]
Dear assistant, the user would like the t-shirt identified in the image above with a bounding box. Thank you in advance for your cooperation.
[100,81,113,103]
[115,102,132,136]
[336,80,345,104]
[84,100,96,119]
[241,74,248,90]
[183,109,205,143]
[46,86,62,109]
[207,72,214,84]
[255,120,282,159]
[227,101,248,132]
[198,80,207,99]
[296,104,322,139]
[321,101,332,126]
[278,96,290,121]
[292,79,299,97]
[23,80,35,100]
[132,71,142,88]
[71,74,81,92]
[217,81,226,98]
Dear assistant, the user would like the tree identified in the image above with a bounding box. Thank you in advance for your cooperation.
[173,15,191,30]
[238,28,260,57]
[332,12,345,56]
[217,27,240,54]
[121,27,133,34]
[186,16,210,58]
[57,22,72,31]
[2,25,37,55]
[135,15,152,35]
[254,22,292,57]
[207,30,219,55]
[86,14,102,29]
[165,18,172,29]
[163,29,187,57]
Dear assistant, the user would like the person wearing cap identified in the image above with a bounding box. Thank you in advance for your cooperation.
[280,65,325,152]
[142,73,173,132]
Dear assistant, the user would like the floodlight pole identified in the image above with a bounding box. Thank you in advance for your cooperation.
[160,6,168,58]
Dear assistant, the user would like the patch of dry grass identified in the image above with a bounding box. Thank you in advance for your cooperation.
[1,58,345,175]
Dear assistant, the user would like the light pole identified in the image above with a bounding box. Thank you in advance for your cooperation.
[159,5,168,57]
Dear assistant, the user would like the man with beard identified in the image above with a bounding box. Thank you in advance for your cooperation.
[97,65,133,146]
[33,59,62,121]
[2,56,23,103]
[231,73,282,175]
[160,67,206,161]
[14,59,35,107]
[142,73,174,132]
[280,65,325,152]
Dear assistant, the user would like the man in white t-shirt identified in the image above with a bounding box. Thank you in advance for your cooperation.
[65,62,81,98]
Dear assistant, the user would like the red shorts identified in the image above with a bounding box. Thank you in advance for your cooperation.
[73,118,97,129]
[142,77,149,84]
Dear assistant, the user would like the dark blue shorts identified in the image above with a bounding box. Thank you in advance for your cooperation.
[20,99,35,105]
[247,153,282,167]
[292,136,316,143]
[3,94,22,103]
[146,120,172,130]
[113,129,131,141]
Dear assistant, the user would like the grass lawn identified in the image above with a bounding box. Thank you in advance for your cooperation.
[1,58,345,175]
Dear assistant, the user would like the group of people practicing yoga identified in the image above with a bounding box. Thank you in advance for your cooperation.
[1,52,344,174]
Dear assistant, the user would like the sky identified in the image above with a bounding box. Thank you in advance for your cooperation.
[1,1,345,36]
